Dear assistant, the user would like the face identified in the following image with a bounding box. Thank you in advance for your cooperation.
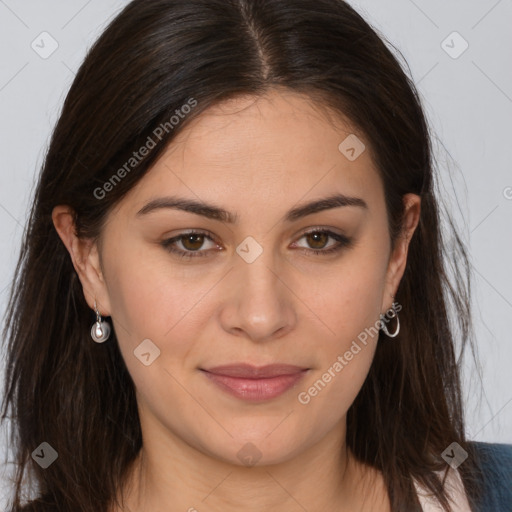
[56,88,420,467]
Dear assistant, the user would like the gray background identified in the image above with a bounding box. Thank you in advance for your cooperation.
[1,0,511,506]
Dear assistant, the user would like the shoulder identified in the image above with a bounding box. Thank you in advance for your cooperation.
[469,440,512,480]
[415,465,472,512]
[415,442,512,512]
[469,440,512,464]
[468,441,512,511]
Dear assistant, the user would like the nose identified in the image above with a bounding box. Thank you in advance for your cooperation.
[218,246,297,343]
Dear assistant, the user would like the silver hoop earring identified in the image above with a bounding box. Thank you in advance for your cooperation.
[380,302,400,338]
[91,300,111,343]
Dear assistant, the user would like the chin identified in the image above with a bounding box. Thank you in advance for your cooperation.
[198,429,305,468]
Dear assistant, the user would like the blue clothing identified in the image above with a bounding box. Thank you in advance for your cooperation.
[469,441,512,511]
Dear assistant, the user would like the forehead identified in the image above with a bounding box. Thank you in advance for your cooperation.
[170,89,363,163]
[116,88,384,218]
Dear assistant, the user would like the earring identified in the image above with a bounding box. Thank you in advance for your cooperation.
[380,295,400,338]
[90,299,111,343]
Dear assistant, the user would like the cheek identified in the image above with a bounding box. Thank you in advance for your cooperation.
[311,250,388,341]
[103,242,211,370]
[294,252,387,418]
[295,300,380,433]
[296,343,376,438]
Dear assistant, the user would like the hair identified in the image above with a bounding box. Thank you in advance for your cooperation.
[1,0,484,511]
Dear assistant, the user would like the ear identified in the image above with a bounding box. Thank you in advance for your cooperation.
[381,193,421,313]
[52,205,111,316]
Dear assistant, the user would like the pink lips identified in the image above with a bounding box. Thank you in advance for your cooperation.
[201,364,309,402]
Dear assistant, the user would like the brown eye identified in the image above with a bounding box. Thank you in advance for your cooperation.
[161,230,218,259]
[304,231,330,250]
[293,229,353,256]
[180,233,206,251]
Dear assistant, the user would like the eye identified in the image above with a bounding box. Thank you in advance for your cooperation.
[292,228,353,256]
[161,230,219,259]
[160,228,353,260]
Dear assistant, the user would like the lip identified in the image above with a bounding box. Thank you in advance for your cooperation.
[203,363,308,378]
[200,364,309,402]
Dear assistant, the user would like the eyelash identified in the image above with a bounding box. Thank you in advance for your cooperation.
[160,228,353,260]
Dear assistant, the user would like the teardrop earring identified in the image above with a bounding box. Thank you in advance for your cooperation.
[90,299,111,343]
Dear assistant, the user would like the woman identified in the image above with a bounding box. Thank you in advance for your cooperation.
[1,0,511,511]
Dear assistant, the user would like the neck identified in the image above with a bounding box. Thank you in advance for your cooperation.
[112,421,390,512]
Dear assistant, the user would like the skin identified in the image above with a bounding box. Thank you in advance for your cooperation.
[53,88,421,512]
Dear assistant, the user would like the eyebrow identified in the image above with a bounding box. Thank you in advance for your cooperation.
[136,193,368,223]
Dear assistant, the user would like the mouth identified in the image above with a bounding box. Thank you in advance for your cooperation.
[200,364,310,402]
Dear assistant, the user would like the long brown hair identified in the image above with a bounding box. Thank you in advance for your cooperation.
[1,0,483,510]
